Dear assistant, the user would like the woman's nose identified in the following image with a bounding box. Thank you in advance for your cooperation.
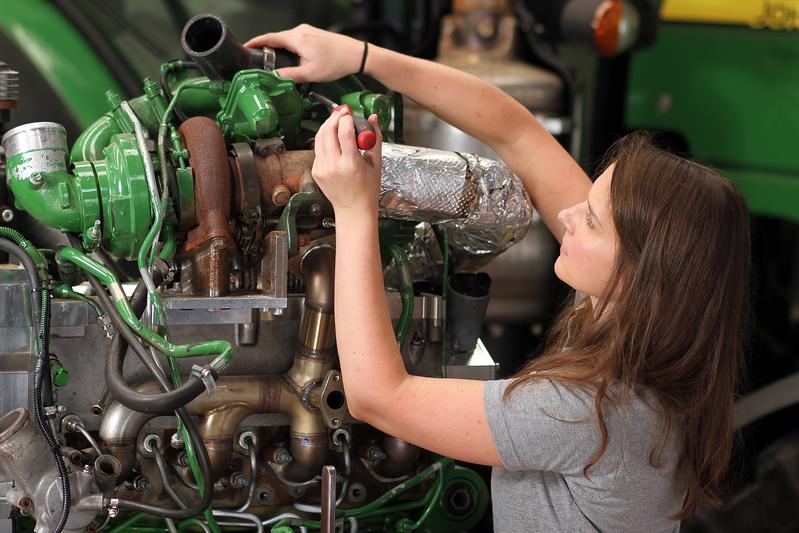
[558,205,576,234]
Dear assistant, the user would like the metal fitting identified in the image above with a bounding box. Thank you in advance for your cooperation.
[273,448,293,465]
[271,185,291,206]
[176,452,190,468]
[238,430,256,449]
[132,475,151,492]
[28,172,43,188]
[0,207,13,223]
[139,433,162,458]
[230,472,249,488]
[366,445,387,462]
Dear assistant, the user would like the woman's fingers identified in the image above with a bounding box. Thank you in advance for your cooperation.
[337,114,358,161]
[363,114,383,168]
[244,31,290,50]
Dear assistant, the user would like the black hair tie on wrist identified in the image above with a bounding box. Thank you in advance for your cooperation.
[357,41,369,75]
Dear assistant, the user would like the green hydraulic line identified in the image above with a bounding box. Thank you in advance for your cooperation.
[159,224,177,261]
[341,458,453,519]
[393,464,446,532]
[176,517,211,532]
[269,457,455,531]
[107,512,148,533]
[54,247,232,373]
[388,245,413,348]
[136,78,211,325]
[52,283,104,318]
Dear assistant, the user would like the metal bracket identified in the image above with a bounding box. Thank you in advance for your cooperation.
[319,370,348,430]
[276,191,326,257]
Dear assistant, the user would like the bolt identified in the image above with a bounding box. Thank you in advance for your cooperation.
[108,507,119,518]
[176,452,190,467]
[333,374,340,382]
[132,475,151,492]
[309,203,322,216]
[322,217,335,229]
[367,446,387,462]
[332,418,339,426]
[86,523,98,533]
[1,208,13,223]
[29,173,43,188]
[231,472,249,488]
[273,448,293,465]
[18,497,32,510]
[271,185,291,206]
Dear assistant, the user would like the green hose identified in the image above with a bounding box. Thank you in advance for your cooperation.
[55,247,232,373]
[388,245,414,348]
[52,283,104,317]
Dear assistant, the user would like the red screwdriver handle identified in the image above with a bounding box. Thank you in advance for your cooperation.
[334,104,377,150]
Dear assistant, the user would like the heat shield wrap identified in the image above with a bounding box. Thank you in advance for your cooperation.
[379,143,532,265]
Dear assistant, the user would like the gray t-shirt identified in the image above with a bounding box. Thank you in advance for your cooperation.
[484,378,684,532]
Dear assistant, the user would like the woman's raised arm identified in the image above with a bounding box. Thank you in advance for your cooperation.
[246,25,591,240]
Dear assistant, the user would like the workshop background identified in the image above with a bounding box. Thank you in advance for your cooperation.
[0,0,797,532]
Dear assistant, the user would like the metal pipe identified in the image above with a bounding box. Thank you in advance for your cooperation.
[177,116,238,297]
[375,436,421,479]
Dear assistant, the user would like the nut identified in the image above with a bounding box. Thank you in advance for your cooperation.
[231,472,249,488]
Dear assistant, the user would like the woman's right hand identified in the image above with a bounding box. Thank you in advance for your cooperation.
[244,24,364,83]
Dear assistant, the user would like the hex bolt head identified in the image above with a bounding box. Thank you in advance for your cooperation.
[1,208,13,223]
[309,203,322,216]
[231,472,249,488]
[273,448,293,465]
[367,446,387,461]
[29,173,43,188]
[133,475,152,492]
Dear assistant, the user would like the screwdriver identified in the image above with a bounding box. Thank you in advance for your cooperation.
[309,92,377,150]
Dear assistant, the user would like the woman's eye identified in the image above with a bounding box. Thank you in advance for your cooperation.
[584,212,595,229]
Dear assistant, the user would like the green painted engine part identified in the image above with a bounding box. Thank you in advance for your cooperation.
[216,69,307,144]
[6,130,151,258]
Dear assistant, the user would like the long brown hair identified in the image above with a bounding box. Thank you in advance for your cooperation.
[505,132,751,519]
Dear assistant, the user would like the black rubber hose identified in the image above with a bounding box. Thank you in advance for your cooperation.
[0,238,70,533]
[62,237,208,414]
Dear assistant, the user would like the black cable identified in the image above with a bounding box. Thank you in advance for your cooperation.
[159,62,200,124]
[153,441,189,510]
[0,238,70,533]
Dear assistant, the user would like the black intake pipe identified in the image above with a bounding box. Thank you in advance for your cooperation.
[181,13,297,80]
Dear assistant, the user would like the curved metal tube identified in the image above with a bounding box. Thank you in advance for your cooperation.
[100,243,337,484]
[375,436,420,479]
[178,116,238,296]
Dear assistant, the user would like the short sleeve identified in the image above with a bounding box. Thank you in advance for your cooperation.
[484,378,603,474]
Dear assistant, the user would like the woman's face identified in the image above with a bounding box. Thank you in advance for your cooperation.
[554,165,619,305]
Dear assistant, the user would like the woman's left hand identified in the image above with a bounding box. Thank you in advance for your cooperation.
[312,107,382,218]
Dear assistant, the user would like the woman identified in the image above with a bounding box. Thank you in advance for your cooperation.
[246,26,750,532]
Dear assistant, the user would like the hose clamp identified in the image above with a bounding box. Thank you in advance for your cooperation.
[262,47,277,71]
[191,365,217,396]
